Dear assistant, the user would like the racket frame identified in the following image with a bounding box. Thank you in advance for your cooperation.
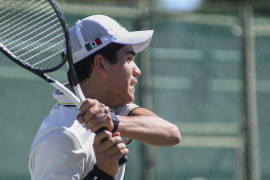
[0,0,83,108]
[48,0,86,104]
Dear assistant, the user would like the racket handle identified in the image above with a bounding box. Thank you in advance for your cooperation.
[95,127,107,134]
[119,155,128,165]
[95,128,128,165]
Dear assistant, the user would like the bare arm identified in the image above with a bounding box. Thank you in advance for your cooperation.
[78,99,181,146]
[117,107,181,146]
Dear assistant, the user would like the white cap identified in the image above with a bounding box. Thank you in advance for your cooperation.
[69,15,154,64]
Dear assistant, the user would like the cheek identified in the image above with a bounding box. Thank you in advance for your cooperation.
[108,64,132,91]
[109,72,129,90]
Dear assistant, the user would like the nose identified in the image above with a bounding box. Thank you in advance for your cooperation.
[132,62,141,77]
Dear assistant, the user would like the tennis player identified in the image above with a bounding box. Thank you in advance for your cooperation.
[29,15,181,180]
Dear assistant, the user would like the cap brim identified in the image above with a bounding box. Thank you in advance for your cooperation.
[113,30,153,53]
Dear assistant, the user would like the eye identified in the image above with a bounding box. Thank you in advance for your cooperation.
[126,55,135,62]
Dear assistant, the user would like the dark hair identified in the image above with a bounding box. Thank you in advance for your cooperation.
[68,43,124,83]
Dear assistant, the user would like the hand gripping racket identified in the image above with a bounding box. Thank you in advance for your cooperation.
[0,0,126,165]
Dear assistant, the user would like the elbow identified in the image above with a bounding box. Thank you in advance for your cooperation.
[168,124,181,145]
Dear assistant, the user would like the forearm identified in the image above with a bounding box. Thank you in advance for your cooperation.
[117,109,181,146]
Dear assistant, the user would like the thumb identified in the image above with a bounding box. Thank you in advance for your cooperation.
[112,132,120,137]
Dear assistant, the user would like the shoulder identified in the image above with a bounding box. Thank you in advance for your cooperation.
[128,106,158,116]
[48,104,79,125]
[31,104,95,154]
[30,127,83,159]
[29,127,94,179]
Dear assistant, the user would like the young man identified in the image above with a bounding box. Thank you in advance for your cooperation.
[29,15,181,180]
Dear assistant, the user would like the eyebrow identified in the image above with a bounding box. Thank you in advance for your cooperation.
[126,50,136,56]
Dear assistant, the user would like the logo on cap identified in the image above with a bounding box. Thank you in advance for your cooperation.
[85,38,102,51]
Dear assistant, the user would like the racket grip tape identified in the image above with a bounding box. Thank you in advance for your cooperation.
[119,155,128,165]
[95,127,128,165]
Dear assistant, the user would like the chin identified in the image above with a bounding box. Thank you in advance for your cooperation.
[123,96,134,104]
[113,95,134,107]
[123,94,135,104]
[127,97,135,104]
[129,92,136,101]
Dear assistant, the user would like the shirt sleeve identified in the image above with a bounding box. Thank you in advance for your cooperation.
[29,128,92,180]
[112,103,139,116]
[111,103,139,145]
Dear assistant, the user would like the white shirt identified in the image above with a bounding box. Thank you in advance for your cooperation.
[29,90,139,180]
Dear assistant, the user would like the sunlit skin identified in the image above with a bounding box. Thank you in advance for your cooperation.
[80,45,141,107]
[104,45,141,106]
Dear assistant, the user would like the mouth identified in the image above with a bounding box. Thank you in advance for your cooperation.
[130,79,137,86]
[130,79,137,93]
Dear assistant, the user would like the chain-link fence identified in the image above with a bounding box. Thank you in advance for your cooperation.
[0,1,270,180]
[149,8,244,180]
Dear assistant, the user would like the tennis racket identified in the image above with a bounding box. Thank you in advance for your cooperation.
[0,0,127,165]
[0,0,84,108]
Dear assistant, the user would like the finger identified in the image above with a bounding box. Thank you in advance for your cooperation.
[90,114,111,133]
[86,117,99,131]
[82,103,108,123]
[86,111,109,133]
[112,132,120,137]
[100,136,123,150]
[106,143,127,157]
[104,107,110,114]
[77,108,99,125]
[83,107,100,123]
[112,148,129,160]
[90,109,113,133]
[94,130,112,146]
[77,113,84,124]
[79,99,98,113]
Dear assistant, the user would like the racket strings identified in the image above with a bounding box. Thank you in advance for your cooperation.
[0,0,35,22]
[0,5,54,41]
[22,35,63,62]
[32,47,63,67]
[9,25,62,53]
[0,0,46,31]
[0,2,56,45]
[1,14,58,51]
[7,19,61,53]
[0,0,66,71]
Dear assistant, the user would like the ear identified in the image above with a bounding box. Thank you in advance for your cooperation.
[93,54,107,73]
